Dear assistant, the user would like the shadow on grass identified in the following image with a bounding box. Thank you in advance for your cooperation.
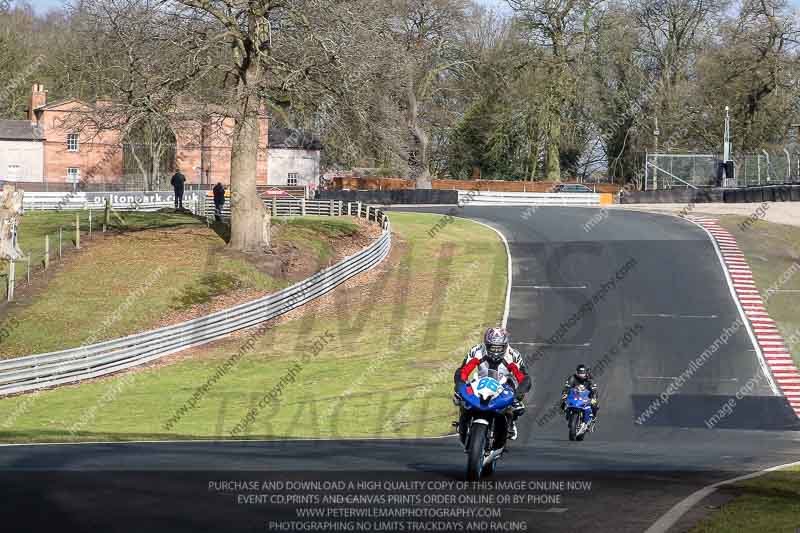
[208,220,231,243]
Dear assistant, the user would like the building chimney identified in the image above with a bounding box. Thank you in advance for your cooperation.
[29,83,47,126]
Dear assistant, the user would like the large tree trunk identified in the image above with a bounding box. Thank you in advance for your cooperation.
[0,184,24,261]
[229,67,269,252]
[545,113,561,182]
[406,73,433,190]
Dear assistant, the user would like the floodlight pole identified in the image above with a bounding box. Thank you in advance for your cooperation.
[723,107,731,162]
[652,117,660,190]
[720,106,734,187]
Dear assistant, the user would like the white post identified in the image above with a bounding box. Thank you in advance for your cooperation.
[301,198,306,216]
[7,260,14,302]
[272,197,277,216]
[330,200,335,216]
[357,201,362,218]
[758,156,761,185]
[338,201,343,216]
[88,210,92,237]
[75,213,80,249]
[44,235,49,270]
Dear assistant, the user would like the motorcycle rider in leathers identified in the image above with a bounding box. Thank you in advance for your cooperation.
[453,327,531,442]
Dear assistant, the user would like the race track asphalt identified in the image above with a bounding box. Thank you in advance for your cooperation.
[1,206,798,533]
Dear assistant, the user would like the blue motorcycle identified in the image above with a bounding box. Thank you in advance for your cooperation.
[565,384,594,441]
[457,370,516,480]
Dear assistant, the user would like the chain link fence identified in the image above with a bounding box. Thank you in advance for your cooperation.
[645,149,800,189]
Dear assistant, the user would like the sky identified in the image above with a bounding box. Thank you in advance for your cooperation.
[29,0,67,12]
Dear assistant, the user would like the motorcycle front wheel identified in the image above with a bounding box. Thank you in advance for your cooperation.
[466,423,488,481]
[568,412,580,441]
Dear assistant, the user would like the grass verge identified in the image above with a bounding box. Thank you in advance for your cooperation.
[0,212,507,442]
[689,466,800,533]
[713,215,800,367]
[0,212,359,358]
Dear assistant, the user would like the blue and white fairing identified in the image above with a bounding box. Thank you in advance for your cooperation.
[459,375,516,411]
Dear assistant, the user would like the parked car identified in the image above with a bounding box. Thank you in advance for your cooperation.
[555,184,594,193]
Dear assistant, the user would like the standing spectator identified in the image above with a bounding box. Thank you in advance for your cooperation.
[213,182,226,222]
[170,169,186,210]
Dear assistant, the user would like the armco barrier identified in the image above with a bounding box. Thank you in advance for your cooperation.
[459,190,604,206]
[0,207,391,396]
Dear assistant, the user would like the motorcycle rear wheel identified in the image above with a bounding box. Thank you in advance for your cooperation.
[467,423,488,481]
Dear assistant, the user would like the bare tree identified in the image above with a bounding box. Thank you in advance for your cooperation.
[393,0,471,188]
[68,0,385,251]
[508,0,598,181]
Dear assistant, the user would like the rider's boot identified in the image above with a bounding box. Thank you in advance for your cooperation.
[509,400,525,441]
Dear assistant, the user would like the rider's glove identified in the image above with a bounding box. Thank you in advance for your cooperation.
[590,398,598,406]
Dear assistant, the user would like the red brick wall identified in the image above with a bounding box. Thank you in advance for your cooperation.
[173,115,268,186]
[333,177,622,194]
[40,102,270,187]
[40,101,123,184]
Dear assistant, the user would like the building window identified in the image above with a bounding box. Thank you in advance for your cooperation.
[287,173,299,186]
[67,133,79,152]
[67,167,80,183]
[7,165,21,180]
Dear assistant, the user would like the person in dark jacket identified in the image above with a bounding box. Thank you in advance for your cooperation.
[212,182,226,222]
[170,170,186,210]
[561,364,599,419]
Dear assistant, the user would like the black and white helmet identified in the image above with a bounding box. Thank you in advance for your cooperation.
[575,364,589,381]
[483,327,509,363]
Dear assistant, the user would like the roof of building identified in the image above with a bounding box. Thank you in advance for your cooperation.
[37,97,85,110]
[0,120,44,141]
[268,127,322,151]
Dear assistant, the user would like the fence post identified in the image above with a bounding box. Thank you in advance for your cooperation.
[44,235,49,270]
[88,210,93,238]
[272,197,277,216]
[338,201,343,216]
[357,201,362,218]
[7,261,14,302]
[103,198,110,232]
[301,198,306,216]
[329,199,335,216]
[75,213,80,250]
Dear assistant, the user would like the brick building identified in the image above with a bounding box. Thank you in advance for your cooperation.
[0,84,309,189]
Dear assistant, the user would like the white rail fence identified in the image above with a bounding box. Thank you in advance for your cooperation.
[202,196,378,220]
[0,201,391,396]
[458,190,604,206]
